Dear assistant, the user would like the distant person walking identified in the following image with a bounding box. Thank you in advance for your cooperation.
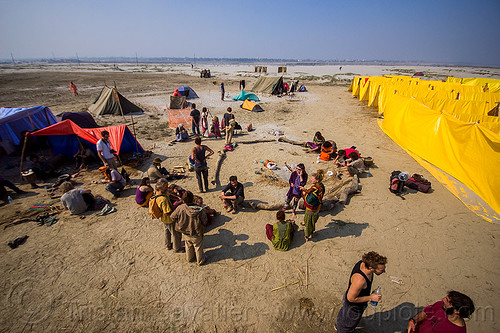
[190,103,200,136]
[239,80,246,90]
[191,136,214,193]
[221,82,225,101]
[70,81,78,96]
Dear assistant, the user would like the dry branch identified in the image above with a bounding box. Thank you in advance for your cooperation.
[210,150,226,187]
[278,137,308,147]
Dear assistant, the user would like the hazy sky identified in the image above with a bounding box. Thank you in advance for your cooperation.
[1,0,499,66]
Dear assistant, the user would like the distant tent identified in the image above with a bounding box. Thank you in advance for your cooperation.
[58,111,99,128]
[88,86,143,116]
[241,99,264,112]
[250,76,284,95]
[298,85,307,92]
[29,119,143,157]
[413,72,424,77]
[232,90,260,101]
[0,106,58,145]
[177,85,199,99]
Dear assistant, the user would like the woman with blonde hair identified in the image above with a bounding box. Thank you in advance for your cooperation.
[301,169,325,241]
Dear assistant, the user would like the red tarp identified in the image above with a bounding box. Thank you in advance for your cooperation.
[29,119,141,154]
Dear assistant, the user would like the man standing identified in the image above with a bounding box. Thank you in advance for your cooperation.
[407,291,475,333]
[190,103,201,136]
[171,191,208,265]
[191,136,214,193]
[96,131,119,169]
[220,175,244,214]
[223,107,235,145]
[220,82,225,101]
[153,178,183,252]
[335,251,387,333]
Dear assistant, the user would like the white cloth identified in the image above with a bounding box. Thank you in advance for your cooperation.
[96,139,114,159]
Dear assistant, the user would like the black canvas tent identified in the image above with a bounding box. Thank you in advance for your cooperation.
[58,111,99,128]
[88,86,143,116]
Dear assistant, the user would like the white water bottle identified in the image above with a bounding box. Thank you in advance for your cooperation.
[370,286,382,306]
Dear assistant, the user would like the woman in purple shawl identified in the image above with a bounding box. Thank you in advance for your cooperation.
[284,163,308,219]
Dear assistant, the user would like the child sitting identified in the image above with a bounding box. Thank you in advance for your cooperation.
[306,131,325,153]
[193,195,220,225]
[168,184,185,209]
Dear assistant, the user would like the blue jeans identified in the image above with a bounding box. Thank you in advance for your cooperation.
[192,122,200,136]
[105,183,124,196]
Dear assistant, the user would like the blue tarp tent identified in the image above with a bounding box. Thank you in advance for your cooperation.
[177,85,199,99]
[232,90,260,101]
[0,106,58,145]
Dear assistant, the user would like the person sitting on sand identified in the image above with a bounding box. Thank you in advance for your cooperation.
[220,175,244,214]
[342,152,365,177]
[319,140,337,161]
[284,163,308,219]
[194,195,219,225]
[135,177,154,207]
[266,210,296,251]
[334,147,361,165]
[30,154,58,180]
[104,167,126,198]
[302,170,325,241]
[169,184,185,209]
[175,124,189,142]
[74,142,96,170]
[306,132,325,153]
[148,157,170,183]
[0,175,25,205]
[60,181,95,215]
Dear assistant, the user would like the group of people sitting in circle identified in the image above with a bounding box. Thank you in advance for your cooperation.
[306,131,365,179]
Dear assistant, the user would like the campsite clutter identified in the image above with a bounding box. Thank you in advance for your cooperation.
[1,67,494,332]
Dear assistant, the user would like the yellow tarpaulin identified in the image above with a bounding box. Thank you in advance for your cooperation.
[378,93,500,222]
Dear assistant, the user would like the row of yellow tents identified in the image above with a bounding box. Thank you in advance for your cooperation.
[349,75,500,223]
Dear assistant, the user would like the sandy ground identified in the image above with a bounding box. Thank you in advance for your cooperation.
[0,64,498,332]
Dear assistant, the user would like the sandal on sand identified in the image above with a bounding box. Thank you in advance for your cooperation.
[227,207,234,213]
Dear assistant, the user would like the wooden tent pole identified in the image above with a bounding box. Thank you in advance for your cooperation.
[113,82,139,154]
[19,134,28,173]
[113,82,128,123]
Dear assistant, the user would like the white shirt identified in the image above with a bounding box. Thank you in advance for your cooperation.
[96,138,114,159]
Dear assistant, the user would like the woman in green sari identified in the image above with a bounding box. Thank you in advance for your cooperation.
[266,210,295,251]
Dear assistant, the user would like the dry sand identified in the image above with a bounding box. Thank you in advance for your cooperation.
[0,64,498,332]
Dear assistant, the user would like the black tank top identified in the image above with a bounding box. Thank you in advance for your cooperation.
[345,260,373,309]
[194,146,206,167]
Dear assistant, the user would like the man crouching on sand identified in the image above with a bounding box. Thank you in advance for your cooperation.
[220,175,244,214]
